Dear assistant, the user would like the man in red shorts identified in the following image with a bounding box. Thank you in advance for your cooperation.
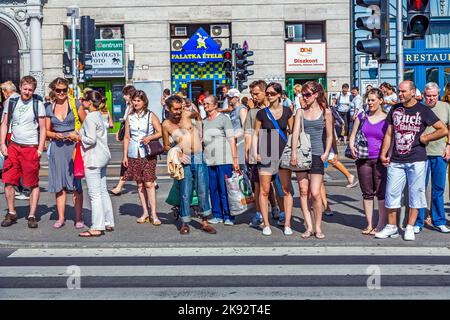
[0,76,46,228]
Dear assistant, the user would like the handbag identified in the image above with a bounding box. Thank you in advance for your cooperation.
[143,112,164,158]
[265,108,312,171]
[73,142,85,178]
[345,114,369,160]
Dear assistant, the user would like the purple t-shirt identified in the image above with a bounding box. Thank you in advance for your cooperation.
[359,113,388,159]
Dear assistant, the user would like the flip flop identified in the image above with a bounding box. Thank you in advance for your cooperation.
[301,230,314,239]
[79,230,103,237]
[315,232,326,239]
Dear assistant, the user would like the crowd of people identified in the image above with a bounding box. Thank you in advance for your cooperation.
[1,74,450,241]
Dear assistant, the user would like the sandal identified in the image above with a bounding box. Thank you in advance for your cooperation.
[137,215,150,224]
[105,226,114,232]
[315,232,326,239]
[301,230,314,239]
[150,216,162,226]
[79,229,103,237]
[362,227,374,235]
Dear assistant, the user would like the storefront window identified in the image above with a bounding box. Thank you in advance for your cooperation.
[426,67,439,84]
[430,1,450,17]
[403,39,414,49]
[425,24,450,49]
[444,68,450,87]
[285,22,325,42]
[404,68,414,82]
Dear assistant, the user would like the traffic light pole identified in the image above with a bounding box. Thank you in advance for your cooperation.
[231,43,239,89]
[396,0,404,84]
[70,12,78,98]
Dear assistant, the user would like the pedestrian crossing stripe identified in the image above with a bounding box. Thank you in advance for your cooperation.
[8,246,450,258]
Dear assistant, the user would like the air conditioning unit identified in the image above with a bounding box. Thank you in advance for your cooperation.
[171,38,188,51]
[286,25,295,40]
[99,26,122,39]
[210,24,229,38]
[213,37,230,51]
[174,26,187,37]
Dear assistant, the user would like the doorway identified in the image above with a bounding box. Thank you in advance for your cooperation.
[189,80,214,105]
[286,74,327,101]
[0,23,20,101]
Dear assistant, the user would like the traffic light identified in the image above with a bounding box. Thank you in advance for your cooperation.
[405,0,430,39]
[222,49,233,82]
[80,16,95,53]
[235,47,254,91]
[355,0,390,62]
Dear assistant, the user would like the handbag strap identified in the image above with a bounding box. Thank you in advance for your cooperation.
[357,113,366,132]
[265,107,287,143]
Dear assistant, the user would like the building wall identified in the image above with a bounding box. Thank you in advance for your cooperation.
[42,0,351,92]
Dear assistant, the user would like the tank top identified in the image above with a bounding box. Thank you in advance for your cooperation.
[303,112,324,156]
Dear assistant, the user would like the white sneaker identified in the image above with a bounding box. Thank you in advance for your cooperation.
[284,227,293,236]
[404,225,415,241]
[414,226,422,234]
[15,193,30,200]
[436,225,450,233]
[375,225,399,239]
[262,226,272,236]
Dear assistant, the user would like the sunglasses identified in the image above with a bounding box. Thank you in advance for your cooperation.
[302,91,315,98]
[55,88,68,94]
[265,91,279,97]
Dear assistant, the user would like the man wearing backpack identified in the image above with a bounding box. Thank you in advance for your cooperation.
[0,76,46,228]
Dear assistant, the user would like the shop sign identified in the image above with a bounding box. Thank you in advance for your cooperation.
[285,42,327,73]
[171,27,224,63]
[405,52,450,64]
[64,39,125,78]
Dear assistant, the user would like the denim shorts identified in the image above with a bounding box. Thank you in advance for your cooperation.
[385,161,427,209]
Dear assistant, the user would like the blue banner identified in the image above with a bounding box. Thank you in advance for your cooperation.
[171,27,224,63]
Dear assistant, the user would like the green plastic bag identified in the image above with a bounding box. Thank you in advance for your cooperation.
[165,180,198,206]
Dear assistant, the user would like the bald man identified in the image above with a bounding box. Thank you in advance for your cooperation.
[377,80,448,241]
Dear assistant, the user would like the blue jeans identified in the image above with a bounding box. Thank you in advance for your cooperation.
[417,156,447,227]
[208,164,233,221]
[178,153,211,223]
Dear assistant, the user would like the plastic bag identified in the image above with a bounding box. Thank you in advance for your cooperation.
[73,142,85,179]
[225,171,255,216]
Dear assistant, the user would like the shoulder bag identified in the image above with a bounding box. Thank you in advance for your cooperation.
[265,108,312,171]
[143,111,164,158]
[345,114,369,159]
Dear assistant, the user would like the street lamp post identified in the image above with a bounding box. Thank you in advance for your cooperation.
[67,5,79,98]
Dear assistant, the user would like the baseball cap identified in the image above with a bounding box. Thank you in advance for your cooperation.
[227,88,240,98]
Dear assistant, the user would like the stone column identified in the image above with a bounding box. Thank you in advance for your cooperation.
[27,0,44,97]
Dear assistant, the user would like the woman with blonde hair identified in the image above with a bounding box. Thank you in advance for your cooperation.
[45,77,86,229]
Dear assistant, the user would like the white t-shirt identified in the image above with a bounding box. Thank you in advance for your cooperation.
[383,93,398,113]
[2,97,45,145]
[294,95,302,115]
[336,93,352,113]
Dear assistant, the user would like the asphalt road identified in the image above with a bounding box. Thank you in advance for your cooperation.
[1,247,450,300]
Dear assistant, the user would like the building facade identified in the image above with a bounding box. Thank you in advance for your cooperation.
[353,0,450,96]
[0,0,351,130]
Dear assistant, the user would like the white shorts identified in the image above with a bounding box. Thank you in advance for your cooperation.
[385,161,427,209]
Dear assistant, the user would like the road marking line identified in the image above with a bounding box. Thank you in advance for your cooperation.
[1,287,450,300]
[1,264,450,277]
[8,247,450,258]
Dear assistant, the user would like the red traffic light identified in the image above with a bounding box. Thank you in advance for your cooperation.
[223,51,232,60]
[409,0,428,11]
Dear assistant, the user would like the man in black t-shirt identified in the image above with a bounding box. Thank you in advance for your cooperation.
[376,81,448,241]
